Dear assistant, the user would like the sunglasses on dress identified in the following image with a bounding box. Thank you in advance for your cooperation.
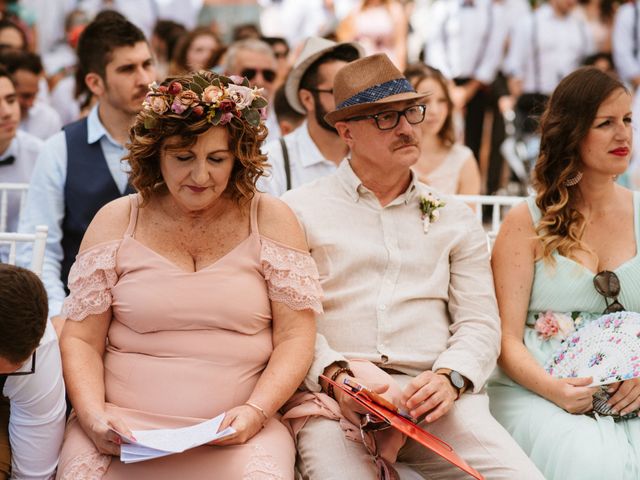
[241,67,276,83]
[593,270,625,314]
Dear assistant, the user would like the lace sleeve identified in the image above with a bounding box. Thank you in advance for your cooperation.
[61,241,120,321]
[261,236,323,313]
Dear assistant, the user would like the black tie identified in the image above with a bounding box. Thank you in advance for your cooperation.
[0,155,15,166]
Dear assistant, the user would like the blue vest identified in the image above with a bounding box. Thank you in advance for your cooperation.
[61,118,134,287]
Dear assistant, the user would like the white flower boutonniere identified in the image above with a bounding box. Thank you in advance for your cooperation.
[419,193,445,234]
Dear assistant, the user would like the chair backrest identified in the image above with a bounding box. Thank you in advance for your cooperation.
[0,182,29,232]
[0,225,48,276]
[453,194,526,251]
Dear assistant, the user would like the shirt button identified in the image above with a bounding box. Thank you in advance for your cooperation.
[381,355,389,363]
[378,304,386,311]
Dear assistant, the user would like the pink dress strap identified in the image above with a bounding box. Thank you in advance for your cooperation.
[250,192,261,234]
[124,193,140,237]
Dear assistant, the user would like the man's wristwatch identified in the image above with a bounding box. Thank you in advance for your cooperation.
[436,369,468,399]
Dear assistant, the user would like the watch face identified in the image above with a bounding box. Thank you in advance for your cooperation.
[449,371,465,390]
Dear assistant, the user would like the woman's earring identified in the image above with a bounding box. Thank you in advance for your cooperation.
[564,171,583,187]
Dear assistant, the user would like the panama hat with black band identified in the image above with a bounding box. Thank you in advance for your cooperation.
[325,53,430,126]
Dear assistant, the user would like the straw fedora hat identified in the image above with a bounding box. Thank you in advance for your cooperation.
[285,36,364,114]
[325,53,429,126]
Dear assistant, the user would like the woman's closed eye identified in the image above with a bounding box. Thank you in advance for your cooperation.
[176,155,193,162]
[208,156,226,163]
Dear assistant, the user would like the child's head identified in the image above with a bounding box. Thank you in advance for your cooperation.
[0,264,48,372]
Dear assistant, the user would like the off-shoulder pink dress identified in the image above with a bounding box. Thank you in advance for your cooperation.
[56,193,322,480]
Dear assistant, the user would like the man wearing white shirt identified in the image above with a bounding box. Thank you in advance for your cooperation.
[0,50,62,141]
[18,16,155,335]
[505,0,594,133]
[259,37,362,196]
[0,265,66,480]
[423,0,508,163]
[0,66,42,236]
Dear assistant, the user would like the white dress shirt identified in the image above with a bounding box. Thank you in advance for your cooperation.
[259,121,341,196]
[423,0,507,84]
[20,102,63,142]
[283,161,500,392]
[505,3,595,95]
[0,131,43,233]
[18,105,130,318]
[613,1,640,84]
[2,321,66,480]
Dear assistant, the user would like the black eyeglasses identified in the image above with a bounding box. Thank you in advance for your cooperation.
[241,68,276,83]
[347,104,426,130]
[594,270,625,314]
[3,350,36,377]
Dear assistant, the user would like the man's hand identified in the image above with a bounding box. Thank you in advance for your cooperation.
[334,374,390,427]
[401,371,457,423]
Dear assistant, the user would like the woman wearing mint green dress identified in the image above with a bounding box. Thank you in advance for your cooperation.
[488,67,640,480]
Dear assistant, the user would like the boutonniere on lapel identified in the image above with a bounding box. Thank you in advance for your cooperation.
[419,193,445,234]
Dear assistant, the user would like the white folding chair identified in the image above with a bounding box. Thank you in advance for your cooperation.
[0,182,29,232]
[453,194,525,251]
[0,225,48,276]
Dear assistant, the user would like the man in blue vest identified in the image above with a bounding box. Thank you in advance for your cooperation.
[18,14,156,335]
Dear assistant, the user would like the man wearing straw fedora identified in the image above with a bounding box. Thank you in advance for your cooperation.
[283,54,542,479]
[260,36,363,196]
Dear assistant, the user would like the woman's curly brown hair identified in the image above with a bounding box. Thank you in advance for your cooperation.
[125,71,268,206]
[533,67,628,264]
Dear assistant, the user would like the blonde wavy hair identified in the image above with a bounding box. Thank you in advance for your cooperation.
[532,67,628,264]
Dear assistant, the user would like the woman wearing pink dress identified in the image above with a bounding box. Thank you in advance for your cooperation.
[337,0,407,70]
[56,71,321,479]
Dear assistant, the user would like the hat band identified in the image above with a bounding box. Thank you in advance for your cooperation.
[337,78,415,110]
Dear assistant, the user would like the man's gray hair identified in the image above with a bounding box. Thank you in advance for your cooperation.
[224,38,276,74]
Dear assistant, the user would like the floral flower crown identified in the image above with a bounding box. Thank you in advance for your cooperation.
[142,72,268,131]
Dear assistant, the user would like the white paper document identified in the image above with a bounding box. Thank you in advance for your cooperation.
[115,413,235,463]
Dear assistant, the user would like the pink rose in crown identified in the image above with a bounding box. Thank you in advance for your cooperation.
[171,90,199,114]
[229,75,245,85]
[202,85,224,104]
[147,94,169,114]
[219,111,234,125]
[227,84,255,109]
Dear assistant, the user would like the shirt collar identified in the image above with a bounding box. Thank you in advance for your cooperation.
[0,133,19,159]
[296,121,338,168]
[336,159,420,205]
[87,104,122,147]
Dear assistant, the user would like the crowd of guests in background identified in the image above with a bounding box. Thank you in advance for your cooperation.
[1,0,640,479]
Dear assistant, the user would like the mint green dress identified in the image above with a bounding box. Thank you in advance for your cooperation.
[488,195,640,480]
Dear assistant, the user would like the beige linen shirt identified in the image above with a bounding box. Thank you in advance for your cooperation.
[282,161,500,393]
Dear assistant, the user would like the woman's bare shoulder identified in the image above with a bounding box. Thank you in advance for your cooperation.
[256,194,307,251]
[78,196,133,252]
